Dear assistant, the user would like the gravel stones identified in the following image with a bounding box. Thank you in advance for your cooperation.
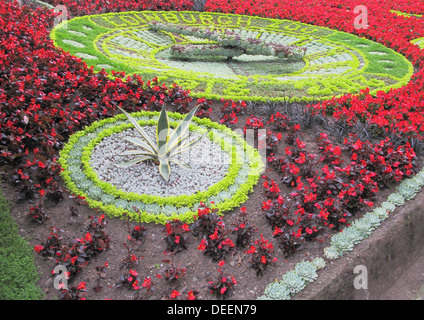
[89,126,230,197]
[59,110,264,223]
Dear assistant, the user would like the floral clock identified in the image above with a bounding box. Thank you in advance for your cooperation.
[51,11,413,102]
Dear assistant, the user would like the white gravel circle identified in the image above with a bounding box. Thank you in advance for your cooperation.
[89,126,231,197]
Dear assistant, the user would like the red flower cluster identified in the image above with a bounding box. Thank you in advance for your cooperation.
[34,216,110,281]
[207,260,237,299]
[158,253,187,283]
[245,234,277,276]
[231,207,257,249]
[59,281,87,300]
[219,99,247,127]
[268,112,290,131]
[44,0,193,17]
[264,128,418,244]
[0,1,194,214]
[115,269,142,291]
[194,97,213,118]
[244,115,264,130]
[163,219,190,253]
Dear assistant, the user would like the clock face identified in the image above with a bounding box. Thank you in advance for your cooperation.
[52,11,413,102]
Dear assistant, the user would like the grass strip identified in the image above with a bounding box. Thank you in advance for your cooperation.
[0,183,43,300]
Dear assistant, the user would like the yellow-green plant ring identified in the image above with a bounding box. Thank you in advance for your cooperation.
[51,11,414,102]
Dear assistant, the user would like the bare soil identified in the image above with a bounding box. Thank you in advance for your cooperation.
[380,245,424,300]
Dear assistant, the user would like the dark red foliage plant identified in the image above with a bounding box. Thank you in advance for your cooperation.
[27,199,48,224]
[120,243,140,270]
[157,252,187,284]
[34,227,62,259]
[231,207,257,249]
[207,260,237,299]
[115,269,142,291]
[194,97,213,119]
[124,210,147,245]
[245,234,277,277]
[163,219,190,253]
[59,282,87,300]
[272,226,303,257]
[93,262,108,293]
[191,202,225,238]
[197,228,237,262]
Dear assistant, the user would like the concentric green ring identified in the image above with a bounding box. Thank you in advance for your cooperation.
[58,111,264,224]
[51,11,414,102]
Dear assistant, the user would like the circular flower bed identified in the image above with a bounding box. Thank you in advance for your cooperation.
[51,10,413,102]
[58,110,265,224]
[90,127,231,197]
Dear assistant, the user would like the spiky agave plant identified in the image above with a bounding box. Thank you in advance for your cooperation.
[117,106,205,182]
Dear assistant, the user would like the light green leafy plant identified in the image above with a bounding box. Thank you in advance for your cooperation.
[387,192,405,206]
[263,282,291,300]
[350,218,374,238]
[396,179,420,200]
[117,106,205,182]
[330,232,354,255]
[339,227,364,245]
[161,205,178,216]
[413,170,424,184]
[311,257,326,270]
[372,207,389,220]
[294,261,318,282]
[361,213,382,228]
[324,246,340,260]
[380,201,396,213]
[280,270,306,295]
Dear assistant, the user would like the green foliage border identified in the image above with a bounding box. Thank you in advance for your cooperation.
[58,111,264,224]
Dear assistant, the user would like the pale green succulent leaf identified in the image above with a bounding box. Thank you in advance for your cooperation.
[157,106,170,156]
[158,159,171,182]
[171,132,207,157]
[118,106,158,153]
[119,150,158,157]
[167,105,199,152]
[166,134,190,157]
[121,137,156,153]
